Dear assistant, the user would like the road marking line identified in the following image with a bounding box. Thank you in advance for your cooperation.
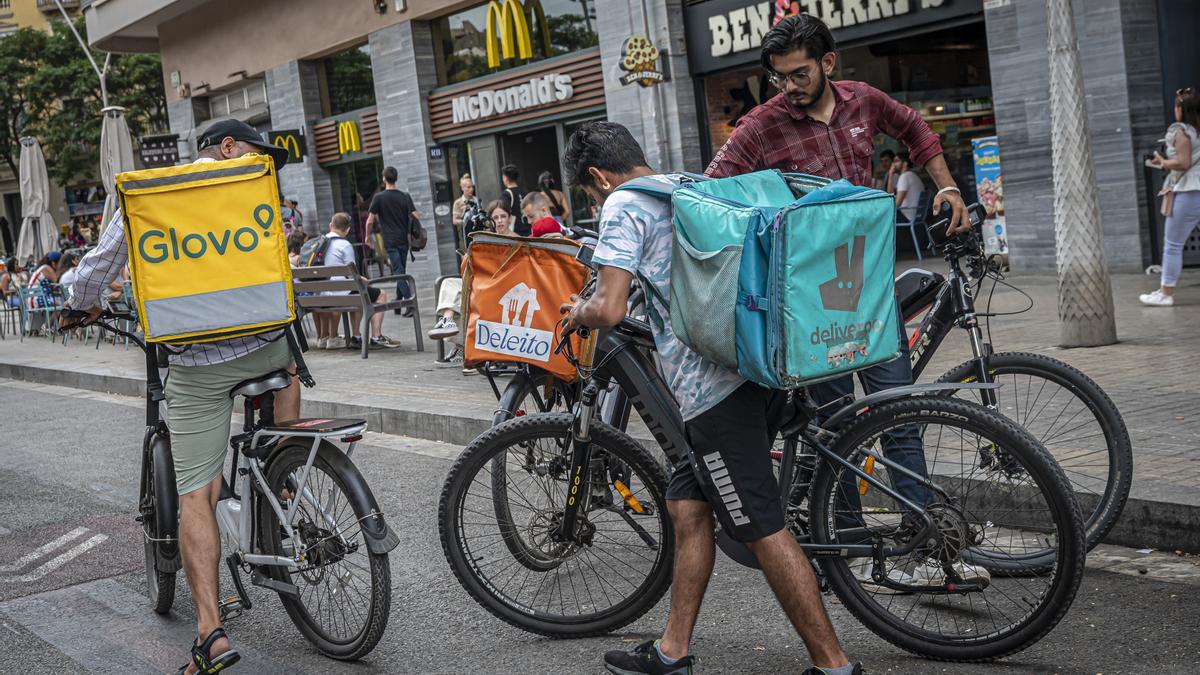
[0,534,108,583]
[0,527,88,573]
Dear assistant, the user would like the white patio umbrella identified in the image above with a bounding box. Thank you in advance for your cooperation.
[100,106,135,231]
[16,137,57,263]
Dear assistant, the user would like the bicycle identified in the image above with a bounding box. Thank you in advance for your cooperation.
[898,204,1132,558]
[72,309,397,662]
[492,205,1131,561]
[440,290,1087,661]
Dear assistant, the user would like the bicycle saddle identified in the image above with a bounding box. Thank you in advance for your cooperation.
[228,369,292,399]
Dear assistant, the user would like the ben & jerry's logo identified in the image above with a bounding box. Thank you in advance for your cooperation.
[619,37,665,87]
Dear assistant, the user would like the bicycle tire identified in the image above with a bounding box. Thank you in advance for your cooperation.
[258,441,391,661]
[809,397,1085,662]
[935,351,1132,555]
[440,413,674,638]
[140,441,176,615]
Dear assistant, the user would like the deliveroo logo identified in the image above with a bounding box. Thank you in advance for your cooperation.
[138,203,274,263]
[818,236,866,312]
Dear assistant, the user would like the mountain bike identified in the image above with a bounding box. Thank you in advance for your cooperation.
[898,205,1132,557]
[440,300,1086,661]
[71,309,397,661]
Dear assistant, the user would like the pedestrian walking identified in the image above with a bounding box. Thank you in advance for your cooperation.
[499,164,530,236]
[1140,87,1200,307]
[364,166,419,316]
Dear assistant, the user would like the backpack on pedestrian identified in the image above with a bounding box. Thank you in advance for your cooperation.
[616,170,901,389]
[299,234,332,267]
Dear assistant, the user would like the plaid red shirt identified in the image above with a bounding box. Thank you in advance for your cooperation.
[705,80,943,186]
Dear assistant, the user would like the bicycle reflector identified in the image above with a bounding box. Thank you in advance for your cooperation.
[614,480,644,514]
[858,456,876,496]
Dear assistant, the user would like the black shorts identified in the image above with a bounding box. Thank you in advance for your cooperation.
[367,286,382,303]
[667,381,791,543]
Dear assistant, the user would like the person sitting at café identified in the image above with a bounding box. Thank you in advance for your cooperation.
[313,212,399,350]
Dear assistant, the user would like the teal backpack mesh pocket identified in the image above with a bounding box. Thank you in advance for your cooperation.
[670,236,742,370]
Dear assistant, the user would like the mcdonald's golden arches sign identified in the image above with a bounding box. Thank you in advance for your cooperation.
[266,129,306,162]
[485,0,552,69]
[312,108,382,166]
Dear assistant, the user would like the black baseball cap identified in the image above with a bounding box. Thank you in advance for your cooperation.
[197,118,289,168]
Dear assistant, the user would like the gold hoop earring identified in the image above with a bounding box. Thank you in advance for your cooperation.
[601,181,612,190]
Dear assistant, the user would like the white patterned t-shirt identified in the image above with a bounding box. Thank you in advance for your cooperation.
[592,174,745,421]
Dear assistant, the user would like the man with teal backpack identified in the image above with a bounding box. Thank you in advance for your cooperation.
[707,13,987,591]
[563,122,862,675]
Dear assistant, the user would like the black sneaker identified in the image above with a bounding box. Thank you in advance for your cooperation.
[604,640,694,675]
[801,663,863,675]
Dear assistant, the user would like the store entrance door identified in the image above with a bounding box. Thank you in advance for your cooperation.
[333,157,384,273]
[501,126,560,203]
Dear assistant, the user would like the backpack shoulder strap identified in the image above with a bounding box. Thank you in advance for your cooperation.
[613,173,709,201]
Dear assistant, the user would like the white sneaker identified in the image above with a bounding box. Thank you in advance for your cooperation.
[428,316,459,340]
[315,337,328,350]
[853,558,991,592]
[325,336,346,350]
[1138,290,1174,307]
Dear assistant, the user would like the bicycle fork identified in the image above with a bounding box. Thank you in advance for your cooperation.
[557,380,599,545]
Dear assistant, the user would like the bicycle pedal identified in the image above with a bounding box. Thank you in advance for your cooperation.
[218,596,246,622]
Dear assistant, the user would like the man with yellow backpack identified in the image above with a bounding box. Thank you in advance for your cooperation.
[68,119,297,674]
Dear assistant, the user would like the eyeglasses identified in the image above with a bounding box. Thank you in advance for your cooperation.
[767,68,813,89]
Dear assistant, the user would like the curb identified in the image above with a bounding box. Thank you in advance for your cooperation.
[3,361,1197,553]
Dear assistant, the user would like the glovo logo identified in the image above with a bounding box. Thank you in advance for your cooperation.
[485,0,550,68]
[138,203,274,264]
[273,133,301,161]
[337,120,361,155]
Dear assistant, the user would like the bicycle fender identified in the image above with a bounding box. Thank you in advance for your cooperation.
[147,429,182,573]
[821,382,1001,431]
[308,441,400,555]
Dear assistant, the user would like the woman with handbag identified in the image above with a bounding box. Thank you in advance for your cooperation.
[1141,87,1200,307]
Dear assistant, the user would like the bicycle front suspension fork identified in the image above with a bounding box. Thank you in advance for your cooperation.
[558,380,599,544]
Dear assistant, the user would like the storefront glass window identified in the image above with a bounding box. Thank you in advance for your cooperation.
[320,45,376,117]
[433,0,599,86]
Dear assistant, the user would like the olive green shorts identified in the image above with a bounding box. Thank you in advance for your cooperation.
[164,339,293,495]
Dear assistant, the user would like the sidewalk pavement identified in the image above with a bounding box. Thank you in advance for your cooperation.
[2,269,1198,551]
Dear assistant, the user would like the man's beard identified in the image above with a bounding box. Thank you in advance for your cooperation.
[786,69,828,111]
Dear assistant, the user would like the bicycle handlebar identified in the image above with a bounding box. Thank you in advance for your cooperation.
[61,308,147,351]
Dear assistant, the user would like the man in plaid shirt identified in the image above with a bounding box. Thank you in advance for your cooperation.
[709,9,991,617]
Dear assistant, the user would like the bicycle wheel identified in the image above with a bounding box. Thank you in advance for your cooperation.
[809,397,1084,662]
[937,351,1132,555]
[139,437,175,615]
[440,413,673,638]
[258,441,391,660]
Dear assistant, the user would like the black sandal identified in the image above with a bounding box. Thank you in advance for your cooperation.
[175,627,240,674]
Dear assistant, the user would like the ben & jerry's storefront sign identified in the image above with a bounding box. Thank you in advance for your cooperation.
[685,0,982,75]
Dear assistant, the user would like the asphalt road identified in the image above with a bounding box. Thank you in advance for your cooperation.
[1,379,1198,674]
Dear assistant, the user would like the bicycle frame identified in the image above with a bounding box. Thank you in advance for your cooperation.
[906,252,998,409]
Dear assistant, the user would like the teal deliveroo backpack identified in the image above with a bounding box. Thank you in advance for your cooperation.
[615,170,901,389]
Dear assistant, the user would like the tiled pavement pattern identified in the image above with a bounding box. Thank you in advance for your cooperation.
[1,269,1198,547]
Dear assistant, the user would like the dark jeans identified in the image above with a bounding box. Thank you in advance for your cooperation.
[386,246,412,299]
[808,310,931,530]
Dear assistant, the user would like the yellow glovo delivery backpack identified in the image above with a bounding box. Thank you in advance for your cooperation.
[116,154,295,344]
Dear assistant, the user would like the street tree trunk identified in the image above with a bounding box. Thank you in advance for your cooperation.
[1046,0,1117,347]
